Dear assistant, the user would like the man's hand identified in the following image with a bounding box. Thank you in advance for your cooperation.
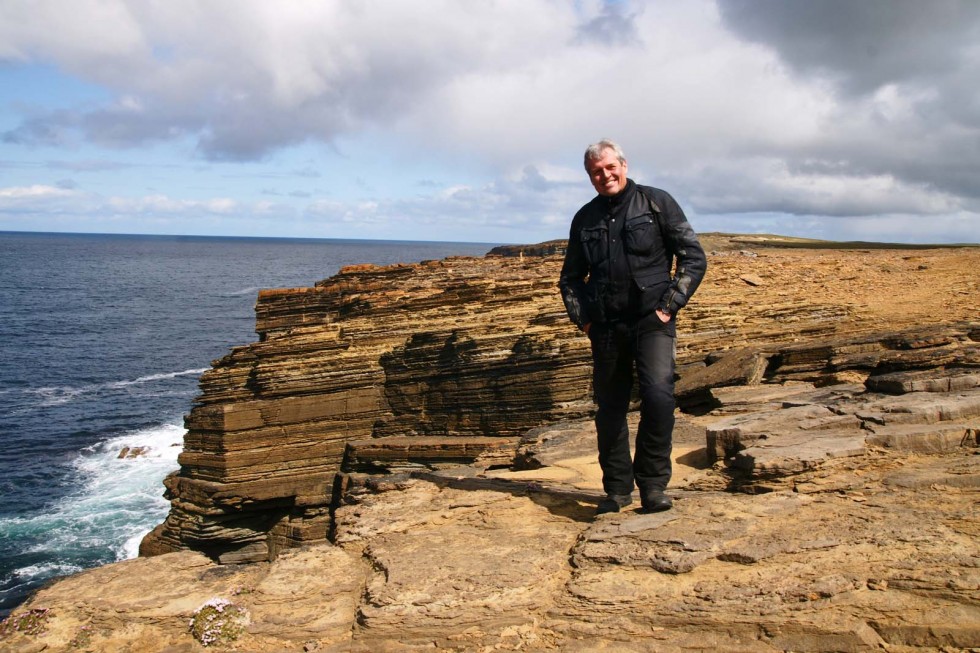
[655,309,671,323]
[583,323,591,335]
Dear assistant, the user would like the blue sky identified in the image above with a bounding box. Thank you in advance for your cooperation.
[1,0,978,244]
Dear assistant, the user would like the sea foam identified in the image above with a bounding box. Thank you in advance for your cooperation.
[1,423,184,574]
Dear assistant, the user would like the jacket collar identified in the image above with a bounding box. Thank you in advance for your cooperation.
[602,178,636,213]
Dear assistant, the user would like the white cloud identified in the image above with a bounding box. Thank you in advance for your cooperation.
[0,0,977,243]
[0,0,144,63]
[0,184,76,199]
[682,158,964,217]
[2,0,587,159]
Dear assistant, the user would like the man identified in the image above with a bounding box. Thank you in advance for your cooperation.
[559,139,706,516]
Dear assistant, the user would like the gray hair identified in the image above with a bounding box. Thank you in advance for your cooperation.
[584,139,626,169]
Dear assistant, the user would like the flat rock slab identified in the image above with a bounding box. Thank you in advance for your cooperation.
[705,404,860,461]
[857,388,980,425]
[575,492,832,573]
[866,367,980,394]
[709,382,818,411]
[700,383,980,484]
[729,430,869,475]
[865,421,978,453]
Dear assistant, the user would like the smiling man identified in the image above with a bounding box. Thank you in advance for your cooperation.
[559,139,707,516]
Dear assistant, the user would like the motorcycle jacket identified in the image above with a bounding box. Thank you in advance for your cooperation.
[559,180,706,329]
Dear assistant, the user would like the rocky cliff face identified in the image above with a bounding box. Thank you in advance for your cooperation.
[139,254,596,564]
[140,240,979,566]
[4,240,977,652]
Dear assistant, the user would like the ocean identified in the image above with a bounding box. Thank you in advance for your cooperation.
[0,231,498,617]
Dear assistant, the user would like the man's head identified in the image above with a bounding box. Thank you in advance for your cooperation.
[584,139,629,197]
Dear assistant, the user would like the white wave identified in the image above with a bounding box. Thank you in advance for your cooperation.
[23,385,85,407]
[121,530,149,560]
[109,368,209,388]
[225,286,261,297]
[19,368,206,409]
[8,423,185,567]
[12,561,84,580]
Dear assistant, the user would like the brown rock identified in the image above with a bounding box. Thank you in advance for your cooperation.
[117,446,149,459]
[140,243,978,566]
[9,239,973,650]
[866,367,980,394]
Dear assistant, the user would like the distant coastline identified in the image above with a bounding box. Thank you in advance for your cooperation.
[0,230,504,249]
[699,232,980,250]
[488,232,979,259]
[3,229,977,251]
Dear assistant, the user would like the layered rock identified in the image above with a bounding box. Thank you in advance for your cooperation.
[7,369,977,651]
[141,242,980,564]
[4,241,979,652]
[140,256,594,563]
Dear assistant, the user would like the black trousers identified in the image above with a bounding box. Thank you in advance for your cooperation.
[589,314,676,496]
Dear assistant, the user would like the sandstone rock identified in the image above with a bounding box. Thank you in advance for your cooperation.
[676,347,772,406]
[9,401,980,651]
[864,421,978,453]
[341,435,518,473]
[866,367,980,394]
[0,548,368,653]
[117,446,149,459]
[138,242,979,564]
[2,242,935,649]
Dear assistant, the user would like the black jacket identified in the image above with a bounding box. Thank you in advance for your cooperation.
[559,181,707,328]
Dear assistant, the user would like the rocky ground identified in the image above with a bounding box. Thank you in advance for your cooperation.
[2,239,977,652]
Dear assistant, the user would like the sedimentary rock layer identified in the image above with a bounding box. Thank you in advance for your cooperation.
[141,242,980,563]
[4,241,978,652]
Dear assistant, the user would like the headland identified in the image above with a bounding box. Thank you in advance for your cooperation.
[3,236,978,652]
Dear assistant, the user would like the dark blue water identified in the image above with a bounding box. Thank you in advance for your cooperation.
[0,231,496,616]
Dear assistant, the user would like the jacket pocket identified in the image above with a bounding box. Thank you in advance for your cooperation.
[579,225,607,265]
[633,271,670,317]
[624,213,657,254]
[633,269,670,290]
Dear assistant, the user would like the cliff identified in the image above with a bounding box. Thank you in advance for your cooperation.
[2,238,978,652]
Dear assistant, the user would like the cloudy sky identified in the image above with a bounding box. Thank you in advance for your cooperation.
[1,0,978,244]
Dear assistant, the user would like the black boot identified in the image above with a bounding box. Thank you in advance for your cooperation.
[595,493,633,516]
[640,489,672,513]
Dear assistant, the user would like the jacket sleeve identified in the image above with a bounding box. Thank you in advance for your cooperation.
[558,215,592,329]
[656,191,707,314]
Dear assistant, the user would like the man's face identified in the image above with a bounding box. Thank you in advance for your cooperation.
[586,149,628,197]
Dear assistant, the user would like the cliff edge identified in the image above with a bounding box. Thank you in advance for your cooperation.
[2,239,978,652]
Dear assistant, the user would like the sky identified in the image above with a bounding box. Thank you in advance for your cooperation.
[1,0,978,245]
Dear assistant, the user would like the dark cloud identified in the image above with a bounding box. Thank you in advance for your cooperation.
[715,0,980,211]
[80,105,198,149]
[718,0,980,95]
[3,111,75,146]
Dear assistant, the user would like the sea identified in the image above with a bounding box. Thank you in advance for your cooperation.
[0,231,498,617]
